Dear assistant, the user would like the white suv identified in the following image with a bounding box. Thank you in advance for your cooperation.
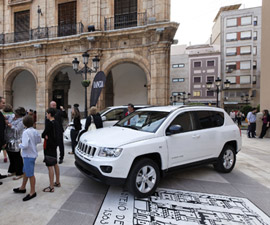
[75,106,241,197]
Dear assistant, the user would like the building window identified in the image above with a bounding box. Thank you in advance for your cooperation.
[58,1,77,36]
[114,0,138,29]
[227,76,236,84]
[253,76,257,84]
[172,63,185,68]
[226,32,237,41]
[207,60,215,67]
[254,31,257,40]
[240,61,251,70]
[226,62,237,71]
[207,91,214,97]
[253,46,257,55]
[240,31,252,40]
[172,78,185,82]
[227,18,237,27]
[240,75,251,84]
[194,61,201,68]
[193,91,201,97]
[226,47,237,56]
[240,46,251,55]
[14,10,30,42]
[253,61,257,70]
[194,77,201,83]
[241,16,252,26]
[207,76,214,82]
[254,16,258,26]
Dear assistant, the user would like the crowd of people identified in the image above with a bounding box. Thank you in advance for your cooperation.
[0,97,105,201]
[230,108,270,139]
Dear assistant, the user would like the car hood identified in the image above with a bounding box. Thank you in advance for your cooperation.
[79,126,155,147]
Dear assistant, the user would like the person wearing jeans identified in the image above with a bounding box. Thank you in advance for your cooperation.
[247,108,257,138]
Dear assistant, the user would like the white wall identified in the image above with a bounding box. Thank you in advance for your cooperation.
[12,71,36,111]
[111,63,147,105]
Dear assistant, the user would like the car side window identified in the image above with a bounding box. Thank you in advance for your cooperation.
[168,112,193,133]
[193,111,213,130]
[104,109,125,121]
[211,111,224,127]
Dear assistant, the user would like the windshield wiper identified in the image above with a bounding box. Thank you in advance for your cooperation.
[123,125,139,130]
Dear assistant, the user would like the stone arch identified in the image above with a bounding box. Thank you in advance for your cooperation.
[102,53,151,85]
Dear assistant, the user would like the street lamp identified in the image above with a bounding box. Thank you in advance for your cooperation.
[206,77,230,107]
[241,93,252,105]
[72,52,100,118]
[170,92,191,105]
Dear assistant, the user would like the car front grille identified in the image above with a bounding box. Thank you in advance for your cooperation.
[77,141,97,157]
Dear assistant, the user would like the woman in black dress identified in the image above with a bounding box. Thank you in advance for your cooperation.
[42,108,61,192]
[68,105,81,154]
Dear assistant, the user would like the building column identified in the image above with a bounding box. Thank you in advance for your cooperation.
[0,62,4,97]
[35,58,47,130]
[89,0,101,30]
[150,44,170,106]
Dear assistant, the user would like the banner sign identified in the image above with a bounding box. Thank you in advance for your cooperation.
[90,71,106,107]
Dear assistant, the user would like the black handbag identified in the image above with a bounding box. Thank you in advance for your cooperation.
[44,155,57,166]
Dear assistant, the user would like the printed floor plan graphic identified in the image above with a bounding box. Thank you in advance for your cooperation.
[95,187,270,225]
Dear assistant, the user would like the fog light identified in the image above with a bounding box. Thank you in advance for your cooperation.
[100,166,112,173]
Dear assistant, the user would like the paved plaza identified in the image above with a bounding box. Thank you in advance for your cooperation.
[0,134,270,225]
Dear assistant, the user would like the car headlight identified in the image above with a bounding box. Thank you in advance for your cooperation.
[98,147,123,157]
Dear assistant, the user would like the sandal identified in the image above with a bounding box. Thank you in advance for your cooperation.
[13,175,23,180]
[54,182,61,187]
[43,186,54,193]
[68,152,74,155]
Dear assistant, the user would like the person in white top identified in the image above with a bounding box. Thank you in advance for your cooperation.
[13,115,41,201]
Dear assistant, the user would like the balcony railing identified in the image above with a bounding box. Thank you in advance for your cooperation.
[104,12,147,31]
[0,23,84,44]
[8,0,32,6]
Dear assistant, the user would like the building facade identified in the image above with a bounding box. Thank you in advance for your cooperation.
[0,0,178,128]
[170,45,189,105]
[186,45,220,106]
[211,5,261,110]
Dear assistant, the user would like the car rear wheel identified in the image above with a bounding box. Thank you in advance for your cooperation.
[214,145,236,173]
[127,158,160,198]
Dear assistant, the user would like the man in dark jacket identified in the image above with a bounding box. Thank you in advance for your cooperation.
[49,101,67,164]
[0,97,7,183]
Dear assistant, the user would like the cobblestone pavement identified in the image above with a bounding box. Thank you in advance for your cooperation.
[0,134,269,225]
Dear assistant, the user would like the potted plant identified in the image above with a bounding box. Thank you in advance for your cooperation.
[81,80,90,87]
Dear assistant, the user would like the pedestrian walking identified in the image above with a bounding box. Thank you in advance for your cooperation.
[5,107,26,180]
[236,111,242,126]
[13,115,41,201]
[247,108,257,138]
[68,105,81,155]
[48,101,67,164]
[259,109,270,139]
[0,97,7,184]
[42,108,61,193]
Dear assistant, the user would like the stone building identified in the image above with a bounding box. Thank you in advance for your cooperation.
[0,0,178,128]
[211,4,261,110]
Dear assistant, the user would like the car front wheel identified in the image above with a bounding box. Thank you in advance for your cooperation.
[214,145,236,173]
[127,158,160,198]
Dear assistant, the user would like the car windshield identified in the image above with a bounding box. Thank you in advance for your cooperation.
[115,111,169,133]
[100,107,110,115]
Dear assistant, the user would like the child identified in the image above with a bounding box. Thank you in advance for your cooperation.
[13,115,41,201]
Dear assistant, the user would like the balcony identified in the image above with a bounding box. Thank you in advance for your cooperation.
[8,0,32,6]
[0,23,84,44]
[104,12,147,31]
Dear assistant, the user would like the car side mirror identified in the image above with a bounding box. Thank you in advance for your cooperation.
[166,125,183,136]
[102,116,106,121]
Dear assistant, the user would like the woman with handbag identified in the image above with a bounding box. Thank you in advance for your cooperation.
[42,108,61,193]
[85,106,103,131]
[68,105,81,155]
[5,107,26,180]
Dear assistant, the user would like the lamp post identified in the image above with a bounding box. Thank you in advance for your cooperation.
[170,92,191,105]
[241,94,252,105]
[72,52,100,118]
[206,77,230,107]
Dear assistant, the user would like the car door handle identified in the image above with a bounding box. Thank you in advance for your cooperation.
[192,135,200,139]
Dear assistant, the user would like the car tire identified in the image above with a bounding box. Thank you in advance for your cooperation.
[127,158,160,198]
[214,145,236,173]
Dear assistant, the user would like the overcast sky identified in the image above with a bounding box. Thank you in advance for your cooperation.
[171,0,262,45]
